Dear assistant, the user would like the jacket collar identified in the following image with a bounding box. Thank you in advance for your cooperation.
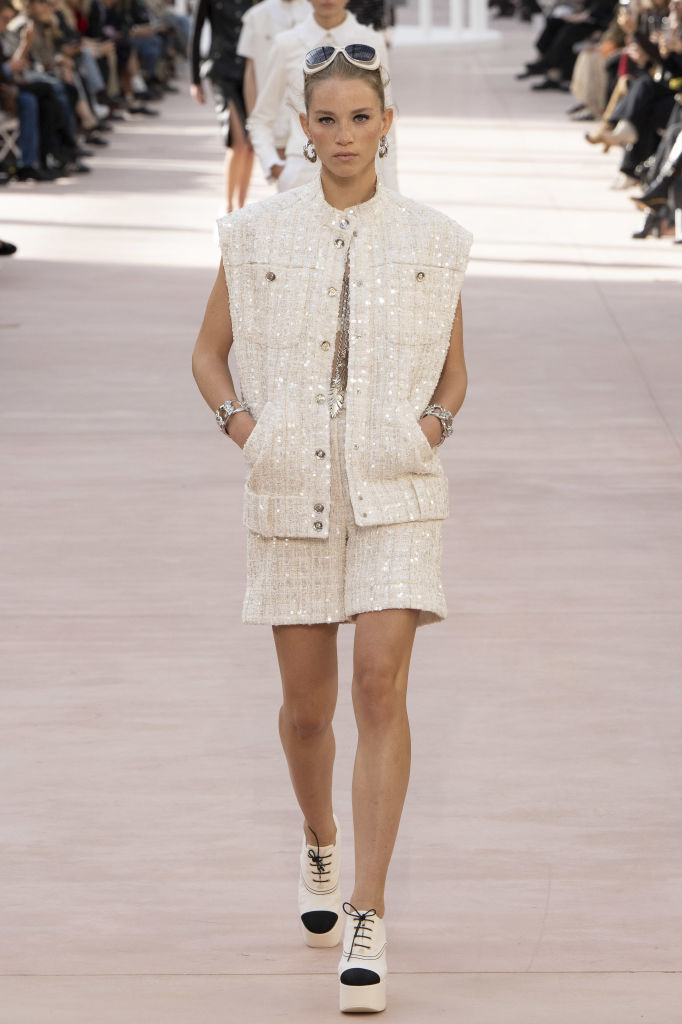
[294,10,362,50]
[300,172,385,227]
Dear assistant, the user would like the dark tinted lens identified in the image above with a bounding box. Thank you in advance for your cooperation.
[306,46,336,67]
[345,44,376,62]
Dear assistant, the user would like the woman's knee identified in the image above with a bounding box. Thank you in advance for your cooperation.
[280,698,333,741]
[352,659,406,728]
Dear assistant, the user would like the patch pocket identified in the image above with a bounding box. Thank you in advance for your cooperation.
[236,264,317,345]
[242,401,277,468]
[411,473,449,521]
[399,401,439,474]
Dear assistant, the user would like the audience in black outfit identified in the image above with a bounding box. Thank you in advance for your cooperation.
[515,0,682,243]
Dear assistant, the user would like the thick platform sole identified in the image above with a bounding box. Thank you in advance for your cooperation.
[339,977,386,1013]
[300,913,343,948]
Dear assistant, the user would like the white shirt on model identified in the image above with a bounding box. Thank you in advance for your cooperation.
[237,0,310,90]
[247,9,398,192]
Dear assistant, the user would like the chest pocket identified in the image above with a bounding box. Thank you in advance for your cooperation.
[236,263,320,346]
[367,260,458,322]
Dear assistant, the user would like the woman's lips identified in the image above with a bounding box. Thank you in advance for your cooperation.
[334,153,357,161]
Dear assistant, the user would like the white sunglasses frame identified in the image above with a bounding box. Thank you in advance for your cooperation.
[303,44,381,76]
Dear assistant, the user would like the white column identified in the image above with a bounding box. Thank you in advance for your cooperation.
[469,0,489,33]
[449,0,464,33]
[417,0,432,37]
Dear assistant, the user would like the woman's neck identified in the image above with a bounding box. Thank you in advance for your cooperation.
[320,166,378,211]
[313,10,347,30]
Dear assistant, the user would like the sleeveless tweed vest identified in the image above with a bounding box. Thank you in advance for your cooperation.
[217,175,473,539]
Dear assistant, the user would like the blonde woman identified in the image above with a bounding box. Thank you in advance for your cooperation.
[192,45,472,1013]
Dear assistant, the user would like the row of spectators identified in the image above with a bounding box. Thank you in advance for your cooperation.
[516,0,682,243]
[0,0,189,187]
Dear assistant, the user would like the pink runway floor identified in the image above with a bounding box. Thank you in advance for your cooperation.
[1,18,681,1023]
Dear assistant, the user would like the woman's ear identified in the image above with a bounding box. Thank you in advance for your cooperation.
[299,112,310,138]
[381,107,394,138]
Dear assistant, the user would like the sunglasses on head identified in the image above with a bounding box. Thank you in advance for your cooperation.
[304,44,380,75]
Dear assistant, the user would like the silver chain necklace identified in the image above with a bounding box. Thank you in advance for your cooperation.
[328,256,350,418]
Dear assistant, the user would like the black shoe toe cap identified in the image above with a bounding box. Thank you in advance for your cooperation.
[301,910,338,934]
[340,967,380,986]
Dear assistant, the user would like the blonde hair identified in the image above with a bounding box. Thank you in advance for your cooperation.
[303,52,387,113]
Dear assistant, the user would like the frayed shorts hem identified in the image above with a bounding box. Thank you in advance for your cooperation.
[241,600,446,628]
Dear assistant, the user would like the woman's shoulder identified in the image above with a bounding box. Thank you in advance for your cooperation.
[217,188,307,239]
[382,188,474,264]
[384,188,472,237]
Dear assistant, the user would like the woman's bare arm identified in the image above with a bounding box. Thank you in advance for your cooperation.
[420,296,468,446]
[191,263,255,447]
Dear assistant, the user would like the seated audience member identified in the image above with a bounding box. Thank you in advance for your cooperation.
[585,1,680,173]
[102,0,165,113]
[517,0,617,90]
[567,6,626,119]
[145,0,189,61]
[2,0,91,173]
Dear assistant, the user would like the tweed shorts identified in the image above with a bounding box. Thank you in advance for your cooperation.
[243,409,446,627]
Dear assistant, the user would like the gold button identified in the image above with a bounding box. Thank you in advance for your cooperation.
[328,287,337,297]
[313,521,323,531]
[416,271,425,281]
[265,271,276,281]
[353,443,359,450]
[314,503,324,513]
[315,394,325,404]
[361,512,368,518]
[321,340,331,351]
[358,495,363,500]
[315,449,326,459]
[335,238,345,248]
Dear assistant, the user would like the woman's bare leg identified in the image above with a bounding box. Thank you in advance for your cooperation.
[225,101,254,212]
[273,623,340,846]
[350,609,419,917]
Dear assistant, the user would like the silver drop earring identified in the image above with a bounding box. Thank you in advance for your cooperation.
[378,135,388,158]
[303,139,317,163]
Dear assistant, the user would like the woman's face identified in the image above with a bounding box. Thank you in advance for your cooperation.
[309,0,348,21]
[301,77,392,180]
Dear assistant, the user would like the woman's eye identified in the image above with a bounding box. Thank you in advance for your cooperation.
[318,117,334,125]
[355,114,370,122]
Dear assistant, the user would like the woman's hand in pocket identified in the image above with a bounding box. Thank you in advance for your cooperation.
[419,414,442,448]
[227,412,257,449]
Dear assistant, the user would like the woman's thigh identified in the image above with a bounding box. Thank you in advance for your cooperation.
[273,623,340,717]
[353,609,420,697]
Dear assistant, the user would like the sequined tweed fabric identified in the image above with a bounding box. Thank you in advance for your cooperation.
[243,408,446,627]
[217,174,474,540]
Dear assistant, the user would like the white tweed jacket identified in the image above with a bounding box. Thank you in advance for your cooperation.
[217,174,473,539]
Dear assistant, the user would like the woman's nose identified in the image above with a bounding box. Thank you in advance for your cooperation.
[335,122,353,144]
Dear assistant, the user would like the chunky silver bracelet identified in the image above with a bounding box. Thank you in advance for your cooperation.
[421,403,454,447]
[215,398,248,435]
